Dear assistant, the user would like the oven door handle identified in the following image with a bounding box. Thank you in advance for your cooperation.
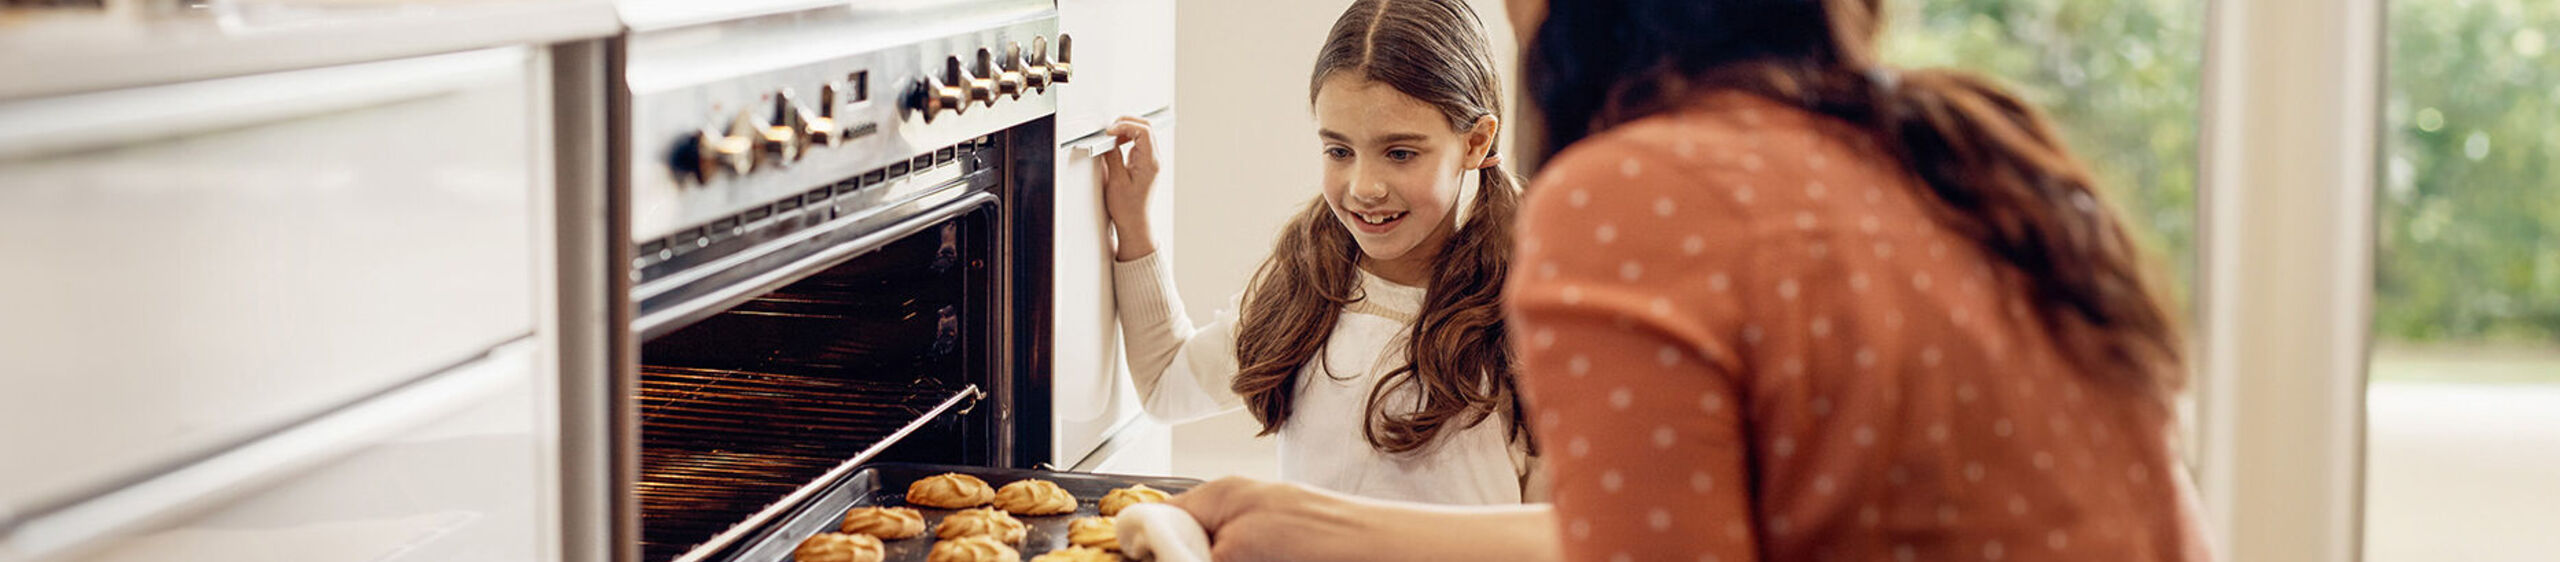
[1060,109,1174,157]
[1062,133,1124,157]
[636,190,1000,338]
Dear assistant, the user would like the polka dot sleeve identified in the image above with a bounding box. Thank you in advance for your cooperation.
[1508,133,1764,562]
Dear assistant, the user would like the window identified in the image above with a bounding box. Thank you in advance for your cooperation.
[2366,1,2560,560]
[1882,0,2204,308]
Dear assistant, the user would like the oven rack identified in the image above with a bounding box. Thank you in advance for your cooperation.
[638,366,981,561]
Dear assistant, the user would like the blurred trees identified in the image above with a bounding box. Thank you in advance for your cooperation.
[1881,0,2558,346]
[2373,0,2557,344]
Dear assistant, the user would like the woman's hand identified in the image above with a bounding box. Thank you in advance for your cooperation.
[1166,477,1563,562]
[1167,477,1376,562]
[1099,115,1161,262]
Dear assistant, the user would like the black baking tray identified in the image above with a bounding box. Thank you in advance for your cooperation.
[717,462,1203,561]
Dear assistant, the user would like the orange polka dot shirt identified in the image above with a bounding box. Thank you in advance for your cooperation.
[1504,92,2212,562]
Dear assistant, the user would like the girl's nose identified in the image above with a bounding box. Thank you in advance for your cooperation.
[1350,179,1389,204]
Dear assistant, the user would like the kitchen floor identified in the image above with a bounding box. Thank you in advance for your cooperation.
[2364,377,2560,561]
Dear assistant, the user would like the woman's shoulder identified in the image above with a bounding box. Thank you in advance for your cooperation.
[1535,92,1898,212]
[1529,103,1787,224]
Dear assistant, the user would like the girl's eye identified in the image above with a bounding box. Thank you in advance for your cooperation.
[1325,147,1354,160]
[1386,149,1419,162]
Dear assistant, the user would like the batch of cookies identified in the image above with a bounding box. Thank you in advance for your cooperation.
[794,472,1174,562]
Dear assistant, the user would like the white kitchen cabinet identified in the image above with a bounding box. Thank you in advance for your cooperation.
[10,342,552,562]
[1055,0,1177,140]
[1048,111,1178,471]
[0,47,544,521]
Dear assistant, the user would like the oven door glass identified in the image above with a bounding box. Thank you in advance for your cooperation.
[635,202,1000,562]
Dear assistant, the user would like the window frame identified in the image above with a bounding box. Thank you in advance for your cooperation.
[2191,0,2385,560]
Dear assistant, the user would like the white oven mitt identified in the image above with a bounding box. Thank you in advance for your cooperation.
[1113,503,1212,562]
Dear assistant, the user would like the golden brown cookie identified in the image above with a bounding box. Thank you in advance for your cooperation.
[1097,484,1170,516]
[933,507,1027,544]
[925,535,1020,562]
[1066,516,1119,551]
[905,473,995,509]
[838,506,925,539]
[993,479,1078,516]
[792,532,884,562]
[1029,546,1122,562]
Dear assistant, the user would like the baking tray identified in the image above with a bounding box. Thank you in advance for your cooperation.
[717,462,1203,561]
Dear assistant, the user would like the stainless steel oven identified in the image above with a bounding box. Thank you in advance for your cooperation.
[589,1,1072,559]
[0,19,609,560]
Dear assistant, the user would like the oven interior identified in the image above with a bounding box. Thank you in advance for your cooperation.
[633,203,1002,561]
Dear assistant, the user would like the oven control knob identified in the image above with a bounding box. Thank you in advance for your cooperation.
[911,57,982,122]
[746,106,799,166]
[1048,34,1073,84]
[690,127,752,183]
[782,87,837,148]
[910,77,969,122]
[991,46,1028,100]
[765,90,814,161]
[960,59,997,109]
[727,111,772,173]
[1021,37,1052,93]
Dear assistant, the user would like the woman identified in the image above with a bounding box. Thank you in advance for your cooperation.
[1169,0,2213,560]
[1098,0,1541,505]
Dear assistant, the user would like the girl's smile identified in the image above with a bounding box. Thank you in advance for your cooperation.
[1312,74,1495,284]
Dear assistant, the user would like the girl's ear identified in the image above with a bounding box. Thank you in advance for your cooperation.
[1468,114,1502,169]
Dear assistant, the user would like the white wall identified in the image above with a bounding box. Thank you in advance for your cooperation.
[1164,0,1518,480]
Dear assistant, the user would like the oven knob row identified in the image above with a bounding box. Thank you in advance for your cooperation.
[685,83,859,182]
[910,34,1071,123]
[681,34,1071,181]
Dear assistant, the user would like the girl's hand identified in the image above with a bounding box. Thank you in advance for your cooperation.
[1099,115,1160,261]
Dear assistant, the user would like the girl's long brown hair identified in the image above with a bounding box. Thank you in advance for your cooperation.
[1523,0,2185,396]
[1230,0,1530,454]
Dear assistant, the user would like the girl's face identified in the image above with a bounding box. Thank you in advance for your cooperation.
[1312,74,1496,275]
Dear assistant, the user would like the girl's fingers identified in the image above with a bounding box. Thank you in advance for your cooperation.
[1106,116,1147,136]
[1100,115,1156,187]
[1099,128,1156,178]
[1098,144,1128,183]
[1106,121,1152,150]
[1125,123,1158,174]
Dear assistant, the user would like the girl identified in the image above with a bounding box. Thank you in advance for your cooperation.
[1096,0,1538,505]
[1170,0,2210,560]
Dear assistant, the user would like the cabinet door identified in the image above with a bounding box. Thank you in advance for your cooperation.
[0,47,542,517]
[16,342,549,562]
[1054,0,1175,140]
[1048,112,1177,468]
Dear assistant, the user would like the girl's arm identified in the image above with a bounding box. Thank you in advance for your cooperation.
[1101,116,1246,421]
[1167,477,1563,562]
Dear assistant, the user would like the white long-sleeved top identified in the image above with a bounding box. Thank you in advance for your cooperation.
[1111,253,1542,505]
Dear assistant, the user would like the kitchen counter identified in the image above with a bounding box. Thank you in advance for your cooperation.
[0,0,620,100]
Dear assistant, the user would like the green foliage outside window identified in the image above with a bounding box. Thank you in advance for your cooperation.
[1882,0,2559,348]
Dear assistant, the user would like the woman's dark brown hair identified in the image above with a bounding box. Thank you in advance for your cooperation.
[1523,0,2185,396]
[1230,0,1529,454]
